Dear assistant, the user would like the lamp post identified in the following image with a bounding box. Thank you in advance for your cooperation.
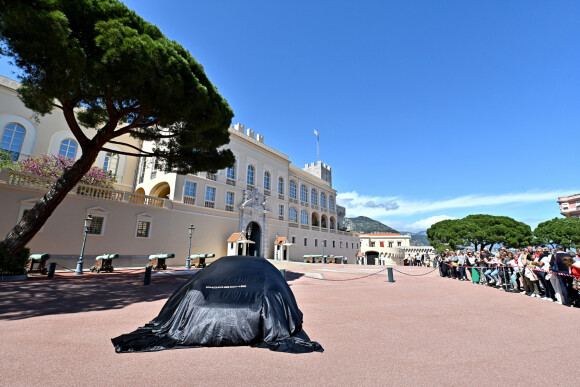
[74,214,93,275]
[185,224,195,269]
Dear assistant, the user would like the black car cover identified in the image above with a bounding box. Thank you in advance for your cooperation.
[112,256,323,353]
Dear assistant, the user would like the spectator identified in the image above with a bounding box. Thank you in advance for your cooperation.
[551,245,573,307]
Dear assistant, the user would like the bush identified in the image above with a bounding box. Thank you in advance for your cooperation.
[0,150,17,170]
[0,245,30,275]
[16,154,117,188]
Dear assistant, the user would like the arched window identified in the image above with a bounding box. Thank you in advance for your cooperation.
[289,207,298,222]
[58,138,78,159]
[330,217,335,229]
[329,195,334,210]
[300,184,308,202]
[1,123,25,160]
[247,165,255,186]
[263,171,271,190]
[104,152,119,176]
[311,188,317,205]
[226,163,236,180]
[301,209,308,225]
[289,180,297,199]
[320,192,326,208]
[278,177,284,195]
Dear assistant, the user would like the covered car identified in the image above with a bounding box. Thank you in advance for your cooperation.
[112,256,322,353]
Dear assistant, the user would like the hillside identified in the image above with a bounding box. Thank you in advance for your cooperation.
[344,216,399,234]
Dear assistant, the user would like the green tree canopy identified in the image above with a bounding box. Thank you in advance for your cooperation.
[427,214,533,252]
[0,0,235,253]
[533,217,580,249]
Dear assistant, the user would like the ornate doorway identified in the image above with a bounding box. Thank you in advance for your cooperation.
[246,221,261,257]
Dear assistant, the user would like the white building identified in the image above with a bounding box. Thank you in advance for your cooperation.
[0,75,359,268]
[359,233,434,265]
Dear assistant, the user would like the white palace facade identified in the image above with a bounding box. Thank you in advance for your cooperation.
[0,75,360,268]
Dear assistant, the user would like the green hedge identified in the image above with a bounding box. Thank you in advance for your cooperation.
[0,246,30,275]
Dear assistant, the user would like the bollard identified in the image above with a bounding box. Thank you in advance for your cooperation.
[387,267,394,283]
[144,266,152,286]
[280,269,286,280]
[47,262,57,279]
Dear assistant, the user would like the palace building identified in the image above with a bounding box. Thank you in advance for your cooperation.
[0,75,359,269]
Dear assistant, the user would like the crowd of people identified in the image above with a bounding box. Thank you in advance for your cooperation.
[435,245,580,308]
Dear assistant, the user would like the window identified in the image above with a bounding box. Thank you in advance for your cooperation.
[264,171,271,191]
[289,207,298,222]
[1,123,25,160]
[226,191,234,211]
[311,188,317,205]
[278,205,284,220]
[104,152,119,176]
[136,220,151,238]
[184,181,196,197]
[150,157,157,179]
[315,239,318,247]
[278,177,284,195]
[389,242,393,247]
[301,209,308,225]
[329,195,334,210]
[247,165,255,186]
[184,181,196,205]
[340,241,343,248]
[332,241,336,248]
[205,186,216,208]
[87,216,104,235]
[227,164,236,180]
[320,193,326,208]
[58,138,77,159]
[300,185,308,202]
[292,236,296,244]
[138,158,146,184]
[397,241,401,247]
[304,237,308,247]
[323,240,327,248]
[370,241,375,247]
[289,180,297,199]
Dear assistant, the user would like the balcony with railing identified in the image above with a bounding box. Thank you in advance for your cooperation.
[278,194,284,200]
[206,172,217,181]
[2,170,166,208]
[264,189,270,196]
[226,178,236,186]
[204,200,215,208]
[226,204,234,212]
[183,195,196,205]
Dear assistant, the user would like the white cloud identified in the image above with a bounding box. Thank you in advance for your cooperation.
[337,189,577,217]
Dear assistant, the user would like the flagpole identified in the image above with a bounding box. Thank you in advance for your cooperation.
[314,129,319,162]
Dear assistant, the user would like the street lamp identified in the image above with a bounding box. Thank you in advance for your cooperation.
[74,214,93,275]
[185,224,195,269]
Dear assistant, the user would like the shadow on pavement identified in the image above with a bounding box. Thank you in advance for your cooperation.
[284,271,305,282]
[0,271,192,321]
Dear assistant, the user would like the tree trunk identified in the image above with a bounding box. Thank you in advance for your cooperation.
[0,145,102,254]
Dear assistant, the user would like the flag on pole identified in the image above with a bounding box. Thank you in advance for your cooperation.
[314,129,319,138]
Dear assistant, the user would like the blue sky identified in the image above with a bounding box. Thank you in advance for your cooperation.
[1,0,579,232]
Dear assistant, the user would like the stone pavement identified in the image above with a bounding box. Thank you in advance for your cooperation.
[1,261,578,386]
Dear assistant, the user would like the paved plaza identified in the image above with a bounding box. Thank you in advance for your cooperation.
[1,261,578,386]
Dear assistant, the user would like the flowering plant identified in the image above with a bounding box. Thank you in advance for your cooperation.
[16,154,117,188]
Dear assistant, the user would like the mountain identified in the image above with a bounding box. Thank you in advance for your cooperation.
[344,216,399,234]
[409,233,430,246]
